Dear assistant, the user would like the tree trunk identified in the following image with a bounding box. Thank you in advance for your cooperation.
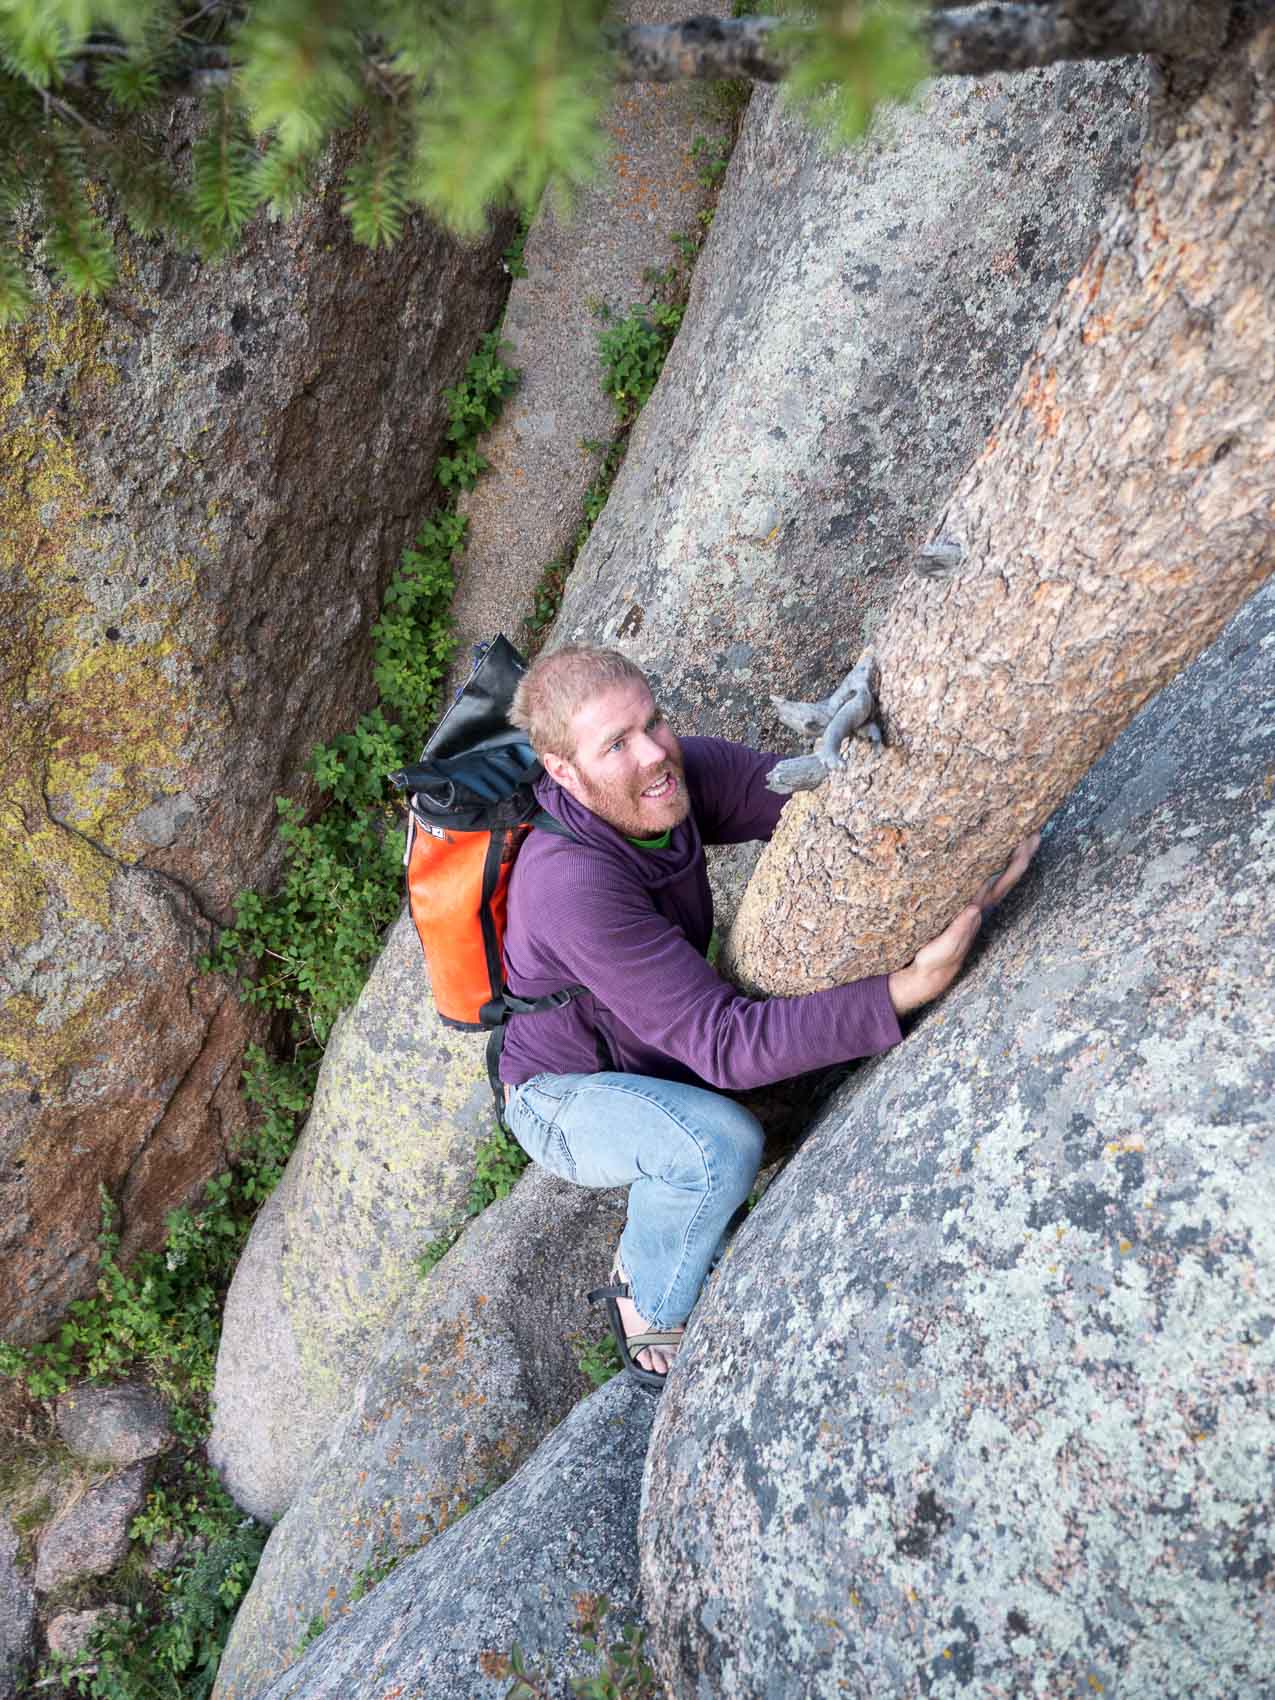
[726,16,1275,997]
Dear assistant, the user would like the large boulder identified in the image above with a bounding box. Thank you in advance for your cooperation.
[640,579,1275,1698]
[0,123,512,1342]
[444,0,736,688]
[209,910,495,1522]
[548,60,1148,915]
[213,1167,627,1699]
[254,1374,654,1700]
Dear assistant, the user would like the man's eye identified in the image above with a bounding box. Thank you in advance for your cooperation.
[609,738,625,753]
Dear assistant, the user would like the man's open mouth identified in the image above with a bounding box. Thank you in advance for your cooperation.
[641,773,676,800]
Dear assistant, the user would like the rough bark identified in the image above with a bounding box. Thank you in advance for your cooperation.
[726,17,1275,997]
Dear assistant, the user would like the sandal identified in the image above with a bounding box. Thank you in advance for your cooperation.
[587,1265,683,1394]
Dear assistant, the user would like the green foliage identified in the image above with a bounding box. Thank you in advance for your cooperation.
[467,1122,530,1214]
[689,133,729,188]
[777,0,928,145]
[487,1598,659,1699]
[573,1332,622,1389]
[502,210,531,278]
[295,1613,327,1655]
[32,1461,265,1700]
[528,556,570,642]
[596,301,684,422]
[349,1547,402,1602]
[409,0,611,238]
[528,208,707,650]
[442,329,521,441]
[190,87,261,253]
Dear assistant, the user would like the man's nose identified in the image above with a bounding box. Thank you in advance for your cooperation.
[635,731,668,765]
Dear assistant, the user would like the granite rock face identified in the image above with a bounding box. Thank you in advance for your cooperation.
[212,1168,627,1699]
[34,1463,151,1594]
[253,1375,655,1700]
[641,580,1275,1699]
[0,121,512,1342]
[208,910,497,1523]
[55,1382,173,1466]
[0,1520,36,1696]
[444,0,735,691]
[549,60,1147,917]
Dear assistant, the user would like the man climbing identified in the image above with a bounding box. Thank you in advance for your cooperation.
[500,644,1038,1389]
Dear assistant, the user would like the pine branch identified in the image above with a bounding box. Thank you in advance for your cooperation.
[39,3,1233,106]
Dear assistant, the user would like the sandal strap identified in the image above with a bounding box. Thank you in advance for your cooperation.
[587,1282,630,1304]
[625,1330,684,1352]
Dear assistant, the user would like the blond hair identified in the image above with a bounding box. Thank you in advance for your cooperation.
[510,644,648,760]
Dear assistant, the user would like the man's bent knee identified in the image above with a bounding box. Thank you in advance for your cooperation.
[700,1098,765,1199]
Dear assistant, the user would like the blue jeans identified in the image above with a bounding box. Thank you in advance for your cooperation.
[505,1071,766,1329]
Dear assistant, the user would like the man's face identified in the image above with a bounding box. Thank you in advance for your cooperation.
[545,679,688,838]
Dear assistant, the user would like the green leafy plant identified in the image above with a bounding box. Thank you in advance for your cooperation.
[295,1613,327,1655]
[349,1548,402,1603]
[573,1332,622,1390]
[689,133,730,188]
[502,210,532,278]
[596,301,684,422]
[468,1123,531,1214]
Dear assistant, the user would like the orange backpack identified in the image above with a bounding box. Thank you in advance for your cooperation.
[393,637,583,1104]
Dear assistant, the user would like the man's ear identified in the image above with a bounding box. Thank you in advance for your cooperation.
[541,750,575,789]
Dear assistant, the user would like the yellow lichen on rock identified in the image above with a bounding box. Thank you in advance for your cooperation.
[0,294,196,950]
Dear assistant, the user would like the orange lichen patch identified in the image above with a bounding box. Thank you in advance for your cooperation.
[1081,310,1120,347]
[1019,363,1062,438]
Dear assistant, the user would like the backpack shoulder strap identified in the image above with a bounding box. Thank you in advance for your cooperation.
[531,808,576,841]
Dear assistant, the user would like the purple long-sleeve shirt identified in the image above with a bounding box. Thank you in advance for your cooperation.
[498,736,902,1090]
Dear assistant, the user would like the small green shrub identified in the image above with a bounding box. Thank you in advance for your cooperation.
[597,302,684,422]
[467,1124,531,1215]
[573,1333,622,1390]
[689,134,730,188]
[502,213,532,279]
